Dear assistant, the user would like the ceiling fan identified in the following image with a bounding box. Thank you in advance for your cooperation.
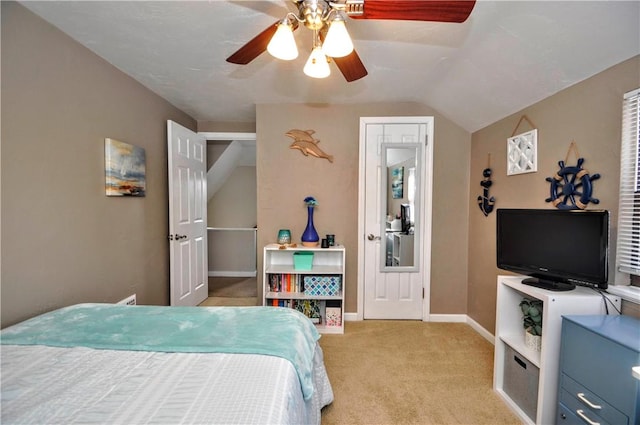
[226,0,476,82]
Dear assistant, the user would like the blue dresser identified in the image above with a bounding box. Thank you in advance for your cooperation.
[557,315,640,425]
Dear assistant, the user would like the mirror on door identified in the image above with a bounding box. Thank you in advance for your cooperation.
[381,143,421,271]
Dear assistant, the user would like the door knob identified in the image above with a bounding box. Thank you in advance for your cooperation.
[367,234,381,241]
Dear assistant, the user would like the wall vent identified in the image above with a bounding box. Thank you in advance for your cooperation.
[117,294,137,305]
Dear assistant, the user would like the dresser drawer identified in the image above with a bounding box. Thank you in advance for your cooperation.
[559,374,628,425]
[561,318,639,414]
[557,402,591,425]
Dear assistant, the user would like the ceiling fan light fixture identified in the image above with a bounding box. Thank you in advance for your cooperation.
[303,46,331,79]
[267,20,298,61]
[322,15,353,58]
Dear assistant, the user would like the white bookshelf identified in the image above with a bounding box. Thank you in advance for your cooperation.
[493,275,620,425]
[263,244,345,334]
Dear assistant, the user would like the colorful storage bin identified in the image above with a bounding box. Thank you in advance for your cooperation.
[293,251,314,270]
[303,275,341,296]
[326,307,342,327]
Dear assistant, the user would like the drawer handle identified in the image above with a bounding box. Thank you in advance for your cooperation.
[576,409,600,425]
[577,392,602,410]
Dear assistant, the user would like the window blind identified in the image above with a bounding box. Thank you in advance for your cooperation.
[616,88,640,276]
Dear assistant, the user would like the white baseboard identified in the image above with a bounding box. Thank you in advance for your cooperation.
[429,313,467,323]
[208,271,257,278]
[465,316,495,344]
[344,313,495,344]
[344,312,358,322]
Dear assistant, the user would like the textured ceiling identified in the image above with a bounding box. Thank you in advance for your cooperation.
[20,1,640,132]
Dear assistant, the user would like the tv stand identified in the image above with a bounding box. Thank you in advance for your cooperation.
[521,277,575,291]
[493,276,621,425]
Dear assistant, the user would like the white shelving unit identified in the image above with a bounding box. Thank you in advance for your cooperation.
[263,244,345,334]
[493,275,620,425]
[392,233,414,266]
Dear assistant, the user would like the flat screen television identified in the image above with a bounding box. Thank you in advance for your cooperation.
[496,208,609,291]
[400,204,411,234]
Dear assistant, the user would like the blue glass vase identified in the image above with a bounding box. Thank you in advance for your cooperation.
[301,206,320,246]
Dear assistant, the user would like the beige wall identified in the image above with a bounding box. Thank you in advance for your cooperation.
[1,2,471,326]
[256,103,471,314]
[207,164,257,275]
[8,1,633,331]
[1,2,196,327]
[208,166,257,228]
[206,141,257,275]
[468,56,640,333]
[206,142,257,228]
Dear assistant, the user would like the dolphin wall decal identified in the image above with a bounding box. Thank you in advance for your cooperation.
[286,129,334,163]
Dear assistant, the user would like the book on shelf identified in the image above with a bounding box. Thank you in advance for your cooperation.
[268,273,304,293]
[268,299,321,324]
[271,299,294,308]
[295,299,321,324]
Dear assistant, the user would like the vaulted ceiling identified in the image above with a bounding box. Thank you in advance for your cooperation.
[20,1,640,132]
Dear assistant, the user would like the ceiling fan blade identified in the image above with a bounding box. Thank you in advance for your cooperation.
[226,23,277,64]
[318,27,368,82]
[227,21,299,65]
[349,0,476,23]
[332,51,368,82]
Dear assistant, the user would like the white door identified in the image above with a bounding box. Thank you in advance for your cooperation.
[168,120,208,306]
[359,117,433,320]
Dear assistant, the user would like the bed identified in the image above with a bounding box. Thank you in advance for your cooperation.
[1,303,334,424]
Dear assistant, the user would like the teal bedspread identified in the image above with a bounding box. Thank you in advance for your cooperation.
[0,304,321,400]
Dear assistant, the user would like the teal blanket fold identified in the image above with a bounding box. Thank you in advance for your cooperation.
[0,304,321,400]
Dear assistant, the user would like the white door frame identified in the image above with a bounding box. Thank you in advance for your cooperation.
[356,116,434,321]
[168,129,256,305]
[198,132,256,141]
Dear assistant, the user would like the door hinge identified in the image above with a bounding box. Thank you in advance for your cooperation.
[422,287,425,299]
[425,134,429,146]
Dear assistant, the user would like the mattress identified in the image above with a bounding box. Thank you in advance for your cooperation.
[1,304,334,424]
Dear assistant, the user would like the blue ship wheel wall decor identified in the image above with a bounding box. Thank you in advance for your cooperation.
[545,157,600,210]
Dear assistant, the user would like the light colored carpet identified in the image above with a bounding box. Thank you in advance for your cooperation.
[208,276,257,298]
[199,297,258,306]
[195,298,520,424]
[319,320,520,425]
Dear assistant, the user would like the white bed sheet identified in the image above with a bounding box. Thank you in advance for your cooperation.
[1,343,333,424]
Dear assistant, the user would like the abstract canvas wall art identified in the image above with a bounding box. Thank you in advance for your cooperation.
[391,166,404,199]
[105,138,146,196]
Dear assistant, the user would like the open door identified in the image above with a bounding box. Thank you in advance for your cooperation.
[168,120,208,306]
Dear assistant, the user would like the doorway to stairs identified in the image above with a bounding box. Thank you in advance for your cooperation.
[201,132,257,304]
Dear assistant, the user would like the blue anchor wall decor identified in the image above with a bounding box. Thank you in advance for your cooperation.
[478,167,496,216]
